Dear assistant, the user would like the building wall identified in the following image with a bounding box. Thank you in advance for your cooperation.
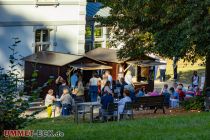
[0,0,86,74]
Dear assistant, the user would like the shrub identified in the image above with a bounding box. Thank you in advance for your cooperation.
[0,38,51,136]
[181,96,205,111]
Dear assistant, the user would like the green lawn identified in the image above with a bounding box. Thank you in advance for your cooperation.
[23,112,210,140]
[156,59,205,84]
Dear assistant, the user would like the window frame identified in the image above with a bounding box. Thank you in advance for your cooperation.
[94,42,102,48]
[34,29,51,53]
[85,26,92,39]
[94,27,103,39]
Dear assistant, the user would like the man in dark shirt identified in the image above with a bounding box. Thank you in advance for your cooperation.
[58,80,70,98]
[119,78,128,99]
[100,92,114,121]
[101,93,114,110]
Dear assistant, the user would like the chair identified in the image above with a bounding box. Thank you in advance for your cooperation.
[121,102,134,120]
[103,103,118,122]
[74,102,91,123]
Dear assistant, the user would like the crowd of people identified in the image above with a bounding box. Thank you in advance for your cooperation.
[135,71,202,108]
[44,70,202,119]
[44,70,134,118]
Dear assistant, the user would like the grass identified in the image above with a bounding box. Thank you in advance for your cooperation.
[22,112,210,140]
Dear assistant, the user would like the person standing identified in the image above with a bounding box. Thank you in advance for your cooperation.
[159,60,167,82]
[55,76,63,114]
[70,70,78,89]
[89,73,100,102]
[105,71,113,89]
[45,89,56,118]
[124,70,133,85]
[58,80,70,98]
[101,74,108,92]
[119,77,128,98]
[72,80,85,103]
[154,66,159,80]
[55,76,63,95]
[103,81,113,95]
[192,71,199,88]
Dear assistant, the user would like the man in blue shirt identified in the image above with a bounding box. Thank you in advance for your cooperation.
[70,71,78,89]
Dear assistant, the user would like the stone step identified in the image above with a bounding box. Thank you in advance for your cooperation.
[28,98,45,111]
[28,105,46,111]
[29,101,44,107]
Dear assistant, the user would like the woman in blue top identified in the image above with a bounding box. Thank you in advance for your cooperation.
[170,87,179,99]
[136,86,147,97]
[169,87,179,108]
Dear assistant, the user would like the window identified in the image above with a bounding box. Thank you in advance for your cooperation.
[94,42,102,48]
[35,29,51,53]
[106,41,111,48]
[85,26,92,39]
[94,27,103,38]
[85,43,92,52]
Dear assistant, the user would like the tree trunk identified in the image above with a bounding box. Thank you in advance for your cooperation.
[173,57,178,81]
[205,54,210,88]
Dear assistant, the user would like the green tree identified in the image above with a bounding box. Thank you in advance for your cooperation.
[0,38,52,136]
[98,0,210,86]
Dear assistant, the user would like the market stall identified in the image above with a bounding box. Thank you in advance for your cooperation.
[126,60,166,91]
[23,51,111,98]
[86,48,165,92]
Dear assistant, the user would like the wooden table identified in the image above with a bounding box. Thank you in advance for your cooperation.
[74,102,101,123]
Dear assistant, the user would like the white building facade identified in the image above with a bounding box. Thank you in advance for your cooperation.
[0,0,86,73]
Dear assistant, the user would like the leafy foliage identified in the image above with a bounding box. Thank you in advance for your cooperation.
[0,39,43,136]
[98,0,210,85]
[181,96,205,111]
[98,0,210,61]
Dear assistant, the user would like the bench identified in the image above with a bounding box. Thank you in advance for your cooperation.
[133,95,165,114]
